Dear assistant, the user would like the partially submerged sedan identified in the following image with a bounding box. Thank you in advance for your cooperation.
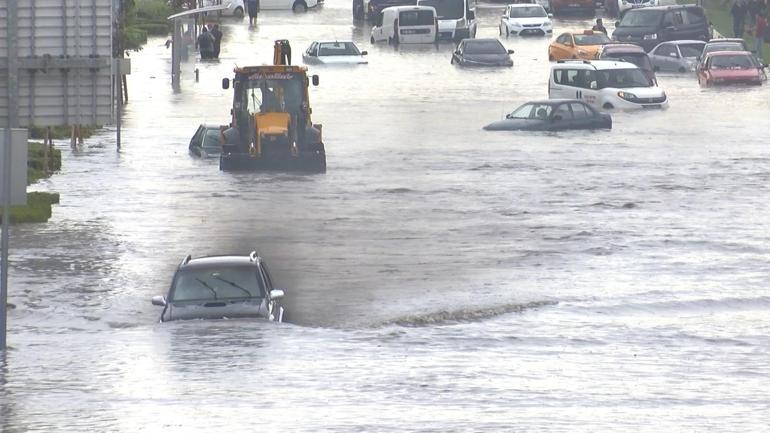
[483,99,612,131]
[151,252,286,322]
[302,41,369,65]
[189,124,224,158]
[451,38,514,67]
[697,51,767,87]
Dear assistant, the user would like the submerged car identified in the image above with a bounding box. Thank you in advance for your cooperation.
[697,38,751,69]
[151,252,286,323]
[596,43,656,83]
[451,38,514,67]
[648,40,705,72]
[697,51,767,87]
[303,41,368,64]
[549,30,611,61]
[189,124,223,158]
[499,3,553,37]
[484,99,612,131]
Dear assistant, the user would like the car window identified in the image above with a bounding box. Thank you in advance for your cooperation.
[554,68,580,86]
[574,33,611,45]
[376,11,384,27]
[655,44,676,57]
[620,10,663,27]
[202,129,221,149]
[464,40,506,54]
[597,68,651,88]
[678,43,705,57]
[399,10,434,26]
[510,6,546,17]
[553,104,572,120]
[557,33,571,44]
[318,42,360,56]
[709,54,758,69]
[171,266,265,302]
[683,8,705,25]
[570,103,590,119]
[662,12,674,27]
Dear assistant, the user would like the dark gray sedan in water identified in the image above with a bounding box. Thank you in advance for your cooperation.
[451,38,514,67]
[483,99,612,131]
[151,252,286,322]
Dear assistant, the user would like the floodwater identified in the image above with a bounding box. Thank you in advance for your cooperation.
[3,0,770,431]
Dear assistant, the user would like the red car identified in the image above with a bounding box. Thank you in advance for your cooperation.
[697,51,768,87]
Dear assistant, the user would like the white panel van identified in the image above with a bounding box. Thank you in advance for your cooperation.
[370,6,438,44]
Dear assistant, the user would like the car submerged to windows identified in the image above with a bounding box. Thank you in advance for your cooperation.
[483,99,611,131]
[451,38,514,67]
[189,124,223,158]
[648,40,705,72]
[697,51,768,87]
[303,41,368,64]
[151,252,286,323]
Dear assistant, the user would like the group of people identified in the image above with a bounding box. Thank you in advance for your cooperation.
[197,24,223,60]
[731,0,770,56]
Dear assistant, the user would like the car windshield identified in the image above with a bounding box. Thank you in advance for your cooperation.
[418,0,464,19]
[703,43,745,55]
[465,40,507,55]
[202,129,221,149]
[171,265,264,301]
[606,53,653,71]
[574,33,611,45]
[598,68,652,88]
[709,54,758,69]
[317,42,360,56]
[508,103,553,119]
[619,10,663,27]
[399,9,436,25]
[678,43,705,58]
[510,6,546,17]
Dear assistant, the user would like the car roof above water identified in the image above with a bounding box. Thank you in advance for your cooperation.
[182,255,258,270]
[552,60,639,70]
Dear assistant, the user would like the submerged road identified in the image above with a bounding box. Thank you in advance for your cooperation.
[2,0,770,431]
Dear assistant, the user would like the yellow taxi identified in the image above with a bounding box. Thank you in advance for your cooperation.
[548,30,611,61]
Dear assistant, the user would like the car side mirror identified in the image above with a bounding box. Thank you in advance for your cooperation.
[222,78,230,89]
[361,50,368,55]
[505,113,512,119]
[270,289,285,299]
[548,13,553,18]
[312,74,319,86]
[507,49,514,54]
[614,21,620,27]
[467,10,475,20]
[151,295,167,306]
[589,81,597,89]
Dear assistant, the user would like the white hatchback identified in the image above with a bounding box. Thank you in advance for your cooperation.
[548,60,668,110]
[499,3,552,37]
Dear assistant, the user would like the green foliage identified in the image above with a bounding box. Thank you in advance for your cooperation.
[122,0,181,52]
[29,125,100,140]
[2,192,60,224]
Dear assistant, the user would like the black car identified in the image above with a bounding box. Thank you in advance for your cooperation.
[151,252,286,323]
[483,99,612,131]
[189,124,225,158]
[612,5,710,52]
[354,0,416,20]
[451,38,514,67]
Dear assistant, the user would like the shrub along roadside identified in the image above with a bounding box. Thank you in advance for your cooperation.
[0,142,62,224]
[681,0,769,62]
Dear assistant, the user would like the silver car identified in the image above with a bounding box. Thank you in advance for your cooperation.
[648,40,705,73]
[151,252,286,322]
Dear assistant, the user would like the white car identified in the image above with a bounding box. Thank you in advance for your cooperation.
[370,6,438,44]
[249,0,320,12]
[499,3,552,37]
[617,0,675,16]
[548,60,668,110]
[303,41,369,64]
[202,0,245,17]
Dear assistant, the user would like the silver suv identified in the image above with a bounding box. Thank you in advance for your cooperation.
[151,251,286,322]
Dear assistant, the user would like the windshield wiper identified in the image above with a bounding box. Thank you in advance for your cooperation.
[196,278,218,299]
[212,275,253,298]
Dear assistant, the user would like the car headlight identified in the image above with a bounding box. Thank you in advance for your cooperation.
[643,34,658,40]
[509,20,521,26]
[617,91,637,101]
[543,21,552,27]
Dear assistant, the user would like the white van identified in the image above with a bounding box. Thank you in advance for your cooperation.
[417,0,477,40]
[548,60,668,110]
[370,6,438,44]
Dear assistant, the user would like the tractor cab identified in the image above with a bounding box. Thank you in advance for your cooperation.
[220,40,326,173]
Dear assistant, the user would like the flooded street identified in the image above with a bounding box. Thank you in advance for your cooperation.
[3,0,770,431]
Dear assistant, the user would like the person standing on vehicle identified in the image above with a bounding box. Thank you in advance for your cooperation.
[247,0,259,26]
[210,24,223,59]
[197,25,215,59]
[731,0,748,38]
[592,18,608,35]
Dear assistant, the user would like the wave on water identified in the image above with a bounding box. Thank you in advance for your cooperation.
[374,187,416,194]
[381,300,557,327]
[578,296,770,316]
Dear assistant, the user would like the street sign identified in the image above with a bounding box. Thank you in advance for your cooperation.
[0,0,115,128]
[0,129,28,206]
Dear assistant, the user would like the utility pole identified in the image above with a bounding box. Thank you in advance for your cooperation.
[1,0,19,351]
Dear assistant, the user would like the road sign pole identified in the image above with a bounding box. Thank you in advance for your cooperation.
[1,0,19,351]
